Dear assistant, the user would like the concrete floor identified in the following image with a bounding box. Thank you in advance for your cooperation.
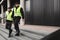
[0,23,60,40]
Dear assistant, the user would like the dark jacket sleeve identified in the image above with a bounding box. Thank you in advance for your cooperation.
[20,8,24,19]
[11,11,14,18]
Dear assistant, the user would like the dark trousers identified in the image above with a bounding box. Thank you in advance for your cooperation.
[6,20,12,35]
[14,17,21,34]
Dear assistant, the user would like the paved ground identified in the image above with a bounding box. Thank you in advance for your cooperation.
[20,25,60,34]
[0,23,60,40]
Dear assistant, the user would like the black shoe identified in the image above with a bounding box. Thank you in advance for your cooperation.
[15,33,20,36]
[9,30,13,38]
[8,35,13,38]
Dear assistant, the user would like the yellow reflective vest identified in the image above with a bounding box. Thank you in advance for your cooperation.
[14,6,22,17]
[6,11,13,21]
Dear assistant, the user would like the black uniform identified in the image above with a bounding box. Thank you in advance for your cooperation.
[13,6,24,36]
[5,10,13,37]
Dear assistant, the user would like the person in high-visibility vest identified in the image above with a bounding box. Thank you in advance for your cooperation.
[13,2,24,36]
[5,7,14,37]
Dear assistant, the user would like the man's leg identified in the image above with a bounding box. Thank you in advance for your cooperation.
[5,21,9,29]
[14,18,20,36]
[8,22,12,37]
[15,22,20,36]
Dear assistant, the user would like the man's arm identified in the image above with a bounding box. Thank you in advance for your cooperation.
[20,8,24,19]
[11,10,14,18]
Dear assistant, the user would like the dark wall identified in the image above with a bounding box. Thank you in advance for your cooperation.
[25,0,60,26]
[0,0,20,12]
[10,0,20,8]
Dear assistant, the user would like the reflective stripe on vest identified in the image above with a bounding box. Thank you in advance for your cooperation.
[6,11,13,21]
[14,6,22,17]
